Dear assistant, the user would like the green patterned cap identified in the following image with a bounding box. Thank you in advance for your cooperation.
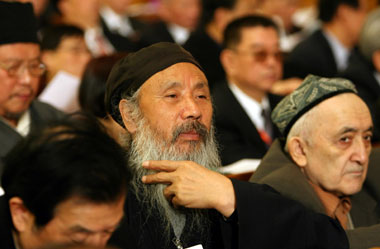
[272,74,357,137]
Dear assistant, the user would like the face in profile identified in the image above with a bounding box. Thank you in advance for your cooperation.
[11,196,125,249]
[301,93,373,196]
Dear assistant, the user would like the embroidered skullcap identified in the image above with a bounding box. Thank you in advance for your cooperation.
[105,42,204,126]
[0,1,39,45]
[272,74,357,137]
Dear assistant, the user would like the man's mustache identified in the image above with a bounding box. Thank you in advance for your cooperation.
[171,121,208,143]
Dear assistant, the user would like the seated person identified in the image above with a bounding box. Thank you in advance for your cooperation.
[0,115,131,249]
[341,7,380,142]
[79,53,127,143]
[105,42,349,249]
[39,24,92,113]
[250,74,380,249]
[214,15,283,165]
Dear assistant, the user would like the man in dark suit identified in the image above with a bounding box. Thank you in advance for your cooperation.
[341,7,380,143]
[284,0,368,79]
[99,0,147,52]
[0,2,63,174]
[139,0,201,47]
[251,75,380,249]
[213,15,283,165]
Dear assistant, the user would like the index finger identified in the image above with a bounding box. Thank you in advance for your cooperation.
[142,171,174,184]
[142,160,184,172]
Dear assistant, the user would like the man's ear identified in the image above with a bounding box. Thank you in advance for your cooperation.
[287,137,308,168]
[220,49,236,77]
[9,197,34,232]
[372,50,380,72]
[119,99,137,134]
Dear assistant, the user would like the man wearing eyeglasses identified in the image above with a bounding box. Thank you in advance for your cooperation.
[212,15,283,165]
[0,1,64,174]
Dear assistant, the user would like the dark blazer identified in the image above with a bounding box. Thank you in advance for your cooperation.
[139,21,175,48]
[0,196,16,249]
[340,51,380,143]
[100,16,146,52]
[183,28,225,88]
[0,101,64,175]
[212,80,282,165]
[250,139,380,249]
[284,29,338,79]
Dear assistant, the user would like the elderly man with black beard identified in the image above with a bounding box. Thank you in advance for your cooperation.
[105,42,349,249]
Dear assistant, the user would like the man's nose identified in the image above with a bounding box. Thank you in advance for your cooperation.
[181,96,201,120]
[17,65,33,85]
[85,233,110,247]
[351,138,369,165]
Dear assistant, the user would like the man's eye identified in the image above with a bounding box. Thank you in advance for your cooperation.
[166,94,177,98]
[340,137,351,143]
[364,134,372,142]
[197,95,207,99]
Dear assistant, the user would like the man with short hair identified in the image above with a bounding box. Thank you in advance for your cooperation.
[0,116,131,249]
[214,15,283,165]
[105,42,349,249]
[284,0,368,79]
[0,1,63,173]
[250,74,380,249]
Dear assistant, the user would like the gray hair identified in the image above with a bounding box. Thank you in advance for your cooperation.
[359,7,380,61]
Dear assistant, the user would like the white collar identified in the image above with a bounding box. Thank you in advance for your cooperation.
[228,82,270,131]
[374,71,380,87]
[0,110,31,137]
[100,6,133,37]
[167,23,190,45]
[323,29,350,72]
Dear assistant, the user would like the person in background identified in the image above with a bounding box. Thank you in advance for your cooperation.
[341,7,380,143]
[79,53,127,143]
[0,1,64,173]
[99,0,147,52]
[284,0,368,79]
[139,0,202,47]
[0,115,131,249]
[213,15,283,165]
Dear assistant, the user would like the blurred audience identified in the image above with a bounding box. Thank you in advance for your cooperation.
[184,0,260,88]
[38,24,91,113]
[0,1,63,173]
[0,115,131,249]
[99,0,147,52]
[214,15,283,165]
[79,53,128,143]
[53,0,114,56]
[341,7,380,143]
[139,0,202,47]
[284,0,368,79]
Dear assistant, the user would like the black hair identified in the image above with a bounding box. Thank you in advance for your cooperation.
[200,0,237,26]
[79,53,128,119]
[2,114,130,227]
[318,0,360,22]
[222,14,279,49]
[41,24,84,51]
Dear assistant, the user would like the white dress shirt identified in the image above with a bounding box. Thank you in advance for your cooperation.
[323,29,350,72]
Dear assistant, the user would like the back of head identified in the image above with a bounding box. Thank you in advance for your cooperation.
[222,14,279,49]
[201,0,237,26]
[359,7,380,61]
[79,53,128,119]
[41,24,84,51]
[318,0,360,22]
[1,114,130,227]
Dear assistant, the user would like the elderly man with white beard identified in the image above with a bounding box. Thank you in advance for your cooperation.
[105,42,349,249]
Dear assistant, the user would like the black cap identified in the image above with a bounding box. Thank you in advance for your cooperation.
[0,1,39,45]
[105,42,204,126]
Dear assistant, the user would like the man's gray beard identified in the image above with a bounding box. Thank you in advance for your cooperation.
[126,117,221,244]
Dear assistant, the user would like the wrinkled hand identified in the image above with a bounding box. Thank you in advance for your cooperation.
[141,160,236,217]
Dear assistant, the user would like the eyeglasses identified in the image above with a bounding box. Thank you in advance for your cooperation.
[0,59,46,77]
[234,49,283,63]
